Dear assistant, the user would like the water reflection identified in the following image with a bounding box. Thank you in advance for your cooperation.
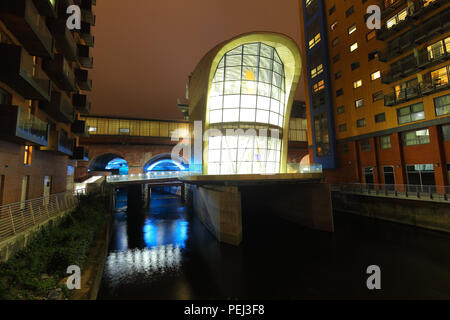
[143,219,188,248]
[101,190,189,292]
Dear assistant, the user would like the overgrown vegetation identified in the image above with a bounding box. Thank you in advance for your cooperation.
[0,191,108,300]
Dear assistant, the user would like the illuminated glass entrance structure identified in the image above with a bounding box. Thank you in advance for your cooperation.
[188,32,302,175]
[207,43,286,175]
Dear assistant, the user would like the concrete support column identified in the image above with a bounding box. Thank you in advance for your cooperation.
[191,185,243,246]
[127,185,143,210]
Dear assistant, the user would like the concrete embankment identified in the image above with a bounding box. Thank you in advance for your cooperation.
[332,192,450,233]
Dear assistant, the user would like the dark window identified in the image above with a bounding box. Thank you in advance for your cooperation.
[383,167,395,185]
[332,54,340,63]
[0,88,12,105]
[337,105,345,114]
[338,123,347,132]
[335,71,342,79]
[341,142,349,154]
[314,112,330,157]
[361,139,371,152]
[406,164,435,189]
[329,5,336,15]
[336,88,343,97]
[351,61,360,70]
[372,91,384,102]
[368,50,379,61]
[364,167,375,184]
[442,124,450,141]
[357,118,366,128]
[375,113,386,123]
[346,6,354,17]
[332,37,339,47]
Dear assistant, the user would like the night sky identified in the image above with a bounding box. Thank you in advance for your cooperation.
[91,0,305,120]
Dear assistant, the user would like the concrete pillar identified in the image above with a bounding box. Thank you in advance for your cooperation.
[127,185,143,210]
[191,185,243,246]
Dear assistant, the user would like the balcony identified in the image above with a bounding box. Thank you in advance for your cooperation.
[0,105,48,146]
[80,0,96,9]
[376,8,412,41]
[381,55,418,84]
[43,54,77,92]
[32,0,57,17]
[417,47,450,70]
[73,93,91,114]
[0,44,51,101]
[48,19,79,63]
[78,45,93,69]
[81,9,96,25]
[40,90,75,123]
[0,0,54,58]
[78,22,94,47]
[41,129,74,156]
[378,7,450,62]
[410,0,447,20]
[71,119,90,137]
[74,69,92,91]
[71,146,89,161]
[384,79,450,106]
[382,47,450,84]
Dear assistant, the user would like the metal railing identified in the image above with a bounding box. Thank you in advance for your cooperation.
[334,183,450,202]
[106,171,202,183]
[0,192,78,242]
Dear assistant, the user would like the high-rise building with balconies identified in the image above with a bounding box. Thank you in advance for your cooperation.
[0,0,95,205]
[300,0,450,188]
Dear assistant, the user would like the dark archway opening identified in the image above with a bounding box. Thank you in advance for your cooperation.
[89,153,129,175]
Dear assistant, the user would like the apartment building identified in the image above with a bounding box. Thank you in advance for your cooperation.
[0,0,94,205]
[300,0,450,187]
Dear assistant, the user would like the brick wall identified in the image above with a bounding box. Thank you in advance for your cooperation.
[0,140,69,205]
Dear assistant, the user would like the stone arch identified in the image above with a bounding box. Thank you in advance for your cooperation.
[143,153,188,172]
[88,153,128,172]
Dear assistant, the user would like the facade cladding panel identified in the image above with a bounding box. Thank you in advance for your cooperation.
[299,0,450,186]
[301,0,337,169]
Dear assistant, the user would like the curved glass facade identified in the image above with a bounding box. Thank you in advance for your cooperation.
[208,42,286,127]
[206,42,287,175]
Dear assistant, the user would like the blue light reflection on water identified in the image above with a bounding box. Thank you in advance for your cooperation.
[143,219,189,249]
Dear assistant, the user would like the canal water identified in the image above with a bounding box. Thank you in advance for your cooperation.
[98,189,450,299]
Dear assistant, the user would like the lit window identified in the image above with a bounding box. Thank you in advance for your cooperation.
[402,129,430,146]
[380,135,391,149]
[311,64,323,78]
[371,70,381,80]
[397,103,425,124]
[24,146,32,165]
[330,21,338,30]
[435,93,450,116]
[309,33,321,49]
[386,8,408,29]
[206,42,288,174]
[350,42,358,52]
[353,80,362,88]
[348,24,356,35]
[313,80,324,92]
[355,98,364,108]
[366,30,376,41]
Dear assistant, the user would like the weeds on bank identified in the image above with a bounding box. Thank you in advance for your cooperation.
[0,191,107,300]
